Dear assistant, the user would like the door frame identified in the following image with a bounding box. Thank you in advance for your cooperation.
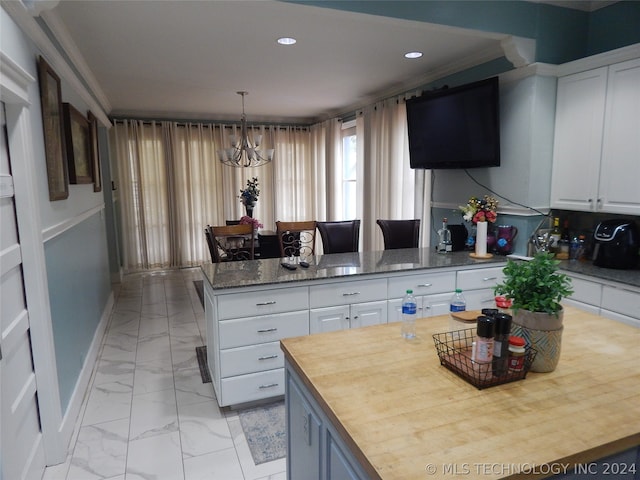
[1,52,66,464]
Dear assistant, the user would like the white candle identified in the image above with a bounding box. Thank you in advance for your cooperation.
[475,221,487,256]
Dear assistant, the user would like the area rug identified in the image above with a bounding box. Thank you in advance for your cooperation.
[195,346,211,383]
[238,400,286,465]
[193,280,204,307]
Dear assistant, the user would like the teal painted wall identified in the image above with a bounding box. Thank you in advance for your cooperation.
[288,1,637,64]
[45,212,111,411]
[588,2,640,55]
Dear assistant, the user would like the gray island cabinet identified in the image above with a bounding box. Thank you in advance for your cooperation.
[201,249,507,407]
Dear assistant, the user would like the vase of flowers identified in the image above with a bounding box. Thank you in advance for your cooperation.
[239,177,260,217]
[239,215,263,238]
[459,195,498,257]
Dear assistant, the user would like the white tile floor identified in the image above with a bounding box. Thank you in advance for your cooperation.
[43,268,286,480]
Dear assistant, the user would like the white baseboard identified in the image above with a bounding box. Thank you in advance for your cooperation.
[57,290,114,455]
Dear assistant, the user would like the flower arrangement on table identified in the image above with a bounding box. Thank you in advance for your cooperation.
[239,215,263,231]
[459,195,499,224]
[239,177,260,206]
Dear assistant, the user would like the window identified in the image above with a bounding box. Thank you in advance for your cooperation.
[341,120,356,220]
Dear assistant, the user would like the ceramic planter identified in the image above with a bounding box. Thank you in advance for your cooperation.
[511,307,564,373]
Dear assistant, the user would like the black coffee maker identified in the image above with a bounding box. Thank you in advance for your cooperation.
[593,219,639,269]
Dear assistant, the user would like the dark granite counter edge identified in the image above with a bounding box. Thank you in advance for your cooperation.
[200,248,640,291]
[558,260,640,289]
[201,249,508,291]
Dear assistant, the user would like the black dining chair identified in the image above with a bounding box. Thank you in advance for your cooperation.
[376,219,420,250]
[317,220,361,254]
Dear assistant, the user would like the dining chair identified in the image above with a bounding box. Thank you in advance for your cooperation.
[204,226,217,262]
[276,220,317,258]
[376,219,420,250]
[208,224,255,263]
[316,220,361,254]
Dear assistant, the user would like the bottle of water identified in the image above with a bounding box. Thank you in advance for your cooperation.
[450,288,466,313]
[449,289,467,336]
[401,289,417,339]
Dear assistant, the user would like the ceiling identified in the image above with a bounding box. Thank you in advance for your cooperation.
[43,1,606,124]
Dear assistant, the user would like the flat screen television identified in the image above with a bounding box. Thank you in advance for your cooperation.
[406,76,500,169]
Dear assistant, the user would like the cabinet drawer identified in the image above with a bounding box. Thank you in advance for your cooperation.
[217,286,309,320]
[569,276,602,307]
[310,278,387,308]
[456,266,505,291]
[388,271,456,299]
[601,285,640,320]
[220,341,283,377]
[220,369,284,406]
[219,310,309,349]
[462,288,498,311]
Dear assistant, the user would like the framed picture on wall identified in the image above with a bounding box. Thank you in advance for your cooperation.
[87,111,102,192]
[62,103,92,184]
[37,56,69,200]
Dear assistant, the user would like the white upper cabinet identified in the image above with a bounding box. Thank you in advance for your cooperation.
[599,59,640,214]
[551,58,640,214]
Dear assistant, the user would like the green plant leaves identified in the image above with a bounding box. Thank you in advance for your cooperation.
[494,252,573,315]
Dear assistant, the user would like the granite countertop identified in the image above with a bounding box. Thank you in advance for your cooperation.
[201,248,507,290]
[200,248,640,290]
[558,260,640,288]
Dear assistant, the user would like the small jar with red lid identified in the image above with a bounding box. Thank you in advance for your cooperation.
[495,295,513,314]
[508,336,526,372]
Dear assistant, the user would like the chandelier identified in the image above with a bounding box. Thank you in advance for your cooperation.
[218,91,274,168]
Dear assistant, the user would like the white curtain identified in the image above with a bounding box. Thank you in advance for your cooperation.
[112,120,315,271]
[357,97,430,251]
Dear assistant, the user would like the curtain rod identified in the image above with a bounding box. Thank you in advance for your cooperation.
[112,119,310,131]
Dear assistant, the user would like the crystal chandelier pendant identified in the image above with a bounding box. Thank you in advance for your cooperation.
[218,91,274,168]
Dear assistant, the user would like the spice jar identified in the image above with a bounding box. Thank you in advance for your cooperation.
[508,336,526,372]
[495,295,512,314]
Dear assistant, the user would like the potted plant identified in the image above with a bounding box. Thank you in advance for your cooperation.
[493,252,573,372]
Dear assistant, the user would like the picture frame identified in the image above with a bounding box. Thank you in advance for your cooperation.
[37,56,69,200]
[62,103,92,184]
[87,111,102,192]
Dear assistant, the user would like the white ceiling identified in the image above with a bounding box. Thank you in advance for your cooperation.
[45,0,609,125]
[44,0,519,124]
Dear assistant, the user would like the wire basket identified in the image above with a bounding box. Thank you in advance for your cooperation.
[432,328,537,389]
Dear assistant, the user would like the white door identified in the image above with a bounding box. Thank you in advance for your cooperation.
[0,103,46,480]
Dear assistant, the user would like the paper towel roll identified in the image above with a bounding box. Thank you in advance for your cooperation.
[475,221,487,257]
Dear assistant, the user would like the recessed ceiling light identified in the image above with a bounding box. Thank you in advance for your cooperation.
[277,37,297,46]
[405,51,423,59]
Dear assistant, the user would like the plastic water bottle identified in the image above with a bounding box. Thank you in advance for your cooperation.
[401,289,417,339]
[449,289,467,338]
[450,288,466,314]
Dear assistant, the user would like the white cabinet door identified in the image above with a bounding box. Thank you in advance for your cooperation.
[310,305,350,334]
[350,300,387,329]
[550,67,607,211]
[599,58,640,215]
[310,301,387,333]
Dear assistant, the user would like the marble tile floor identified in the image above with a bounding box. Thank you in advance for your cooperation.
[43,268,286,480]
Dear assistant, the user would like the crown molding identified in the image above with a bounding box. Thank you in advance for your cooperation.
[40,9,112,115]
[1,0,111,127]
[0,51,36,104]
[556,43,640,76]
[502,36,537,68]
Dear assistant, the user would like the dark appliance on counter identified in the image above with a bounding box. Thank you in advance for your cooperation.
[593,219,639,269]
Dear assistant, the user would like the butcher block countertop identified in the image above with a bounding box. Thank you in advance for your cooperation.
[280,306,640,479]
